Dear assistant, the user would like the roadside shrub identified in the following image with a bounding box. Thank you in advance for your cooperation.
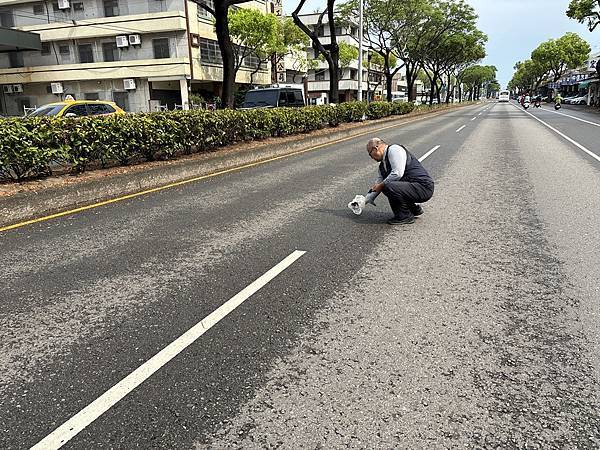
[391,101,415,115]
[334,101,368,122]
[0,118,67,180]
[366,101,393,119]
[0,99,448,182]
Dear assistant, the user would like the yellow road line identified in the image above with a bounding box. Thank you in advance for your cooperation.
[0,105,474,233]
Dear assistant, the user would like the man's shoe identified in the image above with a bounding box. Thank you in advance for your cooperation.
[387,215,415,225]
[410,205,424,216]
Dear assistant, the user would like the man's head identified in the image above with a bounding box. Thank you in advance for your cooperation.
[366,137,386,161]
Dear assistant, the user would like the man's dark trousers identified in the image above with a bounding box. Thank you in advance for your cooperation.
[383,181,434,220]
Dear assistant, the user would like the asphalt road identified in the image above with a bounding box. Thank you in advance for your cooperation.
[1,101,600,449]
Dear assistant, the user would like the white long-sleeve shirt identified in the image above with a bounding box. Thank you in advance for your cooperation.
[367,144,407,204]
[375,144,407,185]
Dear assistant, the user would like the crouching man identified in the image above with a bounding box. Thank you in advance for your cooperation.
[366,138,434,225]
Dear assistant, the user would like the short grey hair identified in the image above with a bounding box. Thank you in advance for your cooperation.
[366,137,385,152]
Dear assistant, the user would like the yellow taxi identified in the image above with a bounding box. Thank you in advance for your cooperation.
[28,99,125,118]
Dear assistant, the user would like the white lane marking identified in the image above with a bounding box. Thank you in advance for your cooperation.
[419,145,441,162]
[471,117,477,121]
[541,107,600,128]
[512,103,600,163]
[32,250,307,450]
[478,112,482,116]
[456,125,466,133]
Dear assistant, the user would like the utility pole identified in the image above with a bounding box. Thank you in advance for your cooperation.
[357,0,364,102]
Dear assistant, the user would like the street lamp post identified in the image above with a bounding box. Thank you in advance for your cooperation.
[357,0,364,102]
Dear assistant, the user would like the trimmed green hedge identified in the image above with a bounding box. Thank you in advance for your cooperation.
[0,101,419,181]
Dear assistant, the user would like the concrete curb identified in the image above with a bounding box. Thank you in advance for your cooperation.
[0,103,479,229]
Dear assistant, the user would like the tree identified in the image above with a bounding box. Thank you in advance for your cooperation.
[420,1,480,105]
[531,32,591,82]
[393,0,480,102]
[196,0,253,108]
[460,65,496,100]
[292,0,341,103]
[229,8,279,86]
[338,0,407,102]
[567,0,600,32]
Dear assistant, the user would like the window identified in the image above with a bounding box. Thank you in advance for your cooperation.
[197,0,214,18]
[72,2,84,11]
[59,44,70,55]
[0,8,14,27]
[315,26,325,37]
[78,44,94,63]
[41,42,51,55]
[33,3,45,15]
[65,104,89,116]
[112,91,129,111]
[103,0,119,17]
[52,3,62,13]
[200,38,222,64]
[243,51,261,69]
[9,52,24,68]
[84,93,100,100]
[88,103,115,115]
[315,70,326,81]
[278,91,288,106]
[292,90,304,105]
[152,38,170,59]
[335,27,344,35]
[350,69,357,80]
[102,42,119,62]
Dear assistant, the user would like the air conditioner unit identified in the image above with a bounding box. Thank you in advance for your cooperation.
[51,82,64,94]
[123,78,136,90]
[128,34,141,46]
[12,84,23,93]
[116,35,129,48]
[3,85,13,94]
[58,0,70,9]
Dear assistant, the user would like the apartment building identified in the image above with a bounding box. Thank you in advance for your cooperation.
[0,0,273,115]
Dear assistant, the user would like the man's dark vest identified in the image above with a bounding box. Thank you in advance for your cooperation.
[379,145,433,186]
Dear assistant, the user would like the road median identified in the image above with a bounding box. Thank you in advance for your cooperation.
[0,102,479,230]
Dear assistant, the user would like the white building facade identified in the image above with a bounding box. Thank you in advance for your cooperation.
[0,0,274,115]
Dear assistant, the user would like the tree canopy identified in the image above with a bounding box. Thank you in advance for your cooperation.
[567,0,600,32]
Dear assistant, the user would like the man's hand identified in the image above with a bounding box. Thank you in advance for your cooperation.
[371,182,385,193]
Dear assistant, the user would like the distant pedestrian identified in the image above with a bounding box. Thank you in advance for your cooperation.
[365,138,434,225]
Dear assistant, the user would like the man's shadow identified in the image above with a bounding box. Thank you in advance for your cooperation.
[314,208,391,225]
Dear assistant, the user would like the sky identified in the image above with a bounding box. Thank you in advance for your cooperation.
[282,0,600,88]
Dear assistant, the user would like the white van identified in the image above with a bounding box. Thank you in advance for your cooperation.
[498,90,510,102]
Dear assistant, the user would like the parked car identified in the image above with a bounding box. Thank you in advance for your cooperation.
[28,100,125,117]
[241,85,305,109]
[563,95,579,104]
[570,95,588,105]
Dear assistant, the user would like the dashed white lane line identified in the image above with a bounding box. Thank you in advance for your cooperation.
[456,125,466,133]
[471,116,477,121]
[419,145,441,162]
[32,250,307,450]
[513,103,600,163]
[541,107,600,128]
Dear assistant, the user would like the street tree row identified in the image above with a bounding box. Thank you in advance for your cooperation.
[197,0,491,107]
[508,33,591,93]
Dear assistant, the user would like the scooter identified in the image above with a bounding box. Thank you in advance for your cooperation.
[523,100,530,110]
[554,102,561,110]
[534,99,541,108]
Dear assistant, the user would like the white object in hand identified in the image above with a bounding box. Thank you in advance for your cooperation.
[348,195,366,215]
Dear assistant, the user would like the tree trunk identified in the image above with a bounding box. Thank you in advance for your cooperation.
[214,1,235,108]
[328,55,340,103]
[385,71,394,102]
[405,61,418,102]
[445,74,452,103]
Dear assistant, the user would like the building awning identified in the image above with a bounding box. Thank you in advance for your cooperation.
[0,28,41,52]
[579,80,591,89]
